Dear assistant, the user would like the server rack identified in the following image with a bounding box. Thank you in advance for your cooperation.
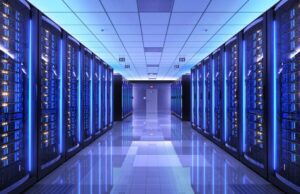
[101,63,106,130]
[242,15,268,177]
[212,48,223,143]
[224,36,241,157]
[82,48,93,144]
[171,79,181,118]
[204,57,212,135]
[107,67,113,127]
[0,1,37,193]
[191,67,197,127]
[269,0,300,193]
[113,74,132,121]
[198,63,205,132]
[37,15,64,178]
[93,57,102,136]
[64,35,80,158]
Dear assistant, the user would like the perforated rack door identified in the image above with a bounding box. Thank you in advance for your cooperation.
[225,38,240,152]
[82,50,92,141]
[38,17,61,170]
[0,1,30,190]
[244,18,266,169]
[198,64,204,130]
[205,58,212,134]
[65,37,79,152]
[93,58,101,134]
[213,50,223,141]
[276,0,300,188]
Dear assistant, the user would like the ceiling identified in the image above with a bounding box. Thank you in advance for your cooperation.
[27,0,279,80]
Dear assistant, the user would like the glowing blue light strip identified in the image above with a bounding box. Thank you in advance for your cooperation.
[191,73,194,123]
[224,51,228,142]
[110,72,113,123]
[212,59,215,135]
[98,65,101,129]
[90,59,93,135]
[77,51,81,142]
[105,69,108,126]
[203,65,206,129]
[28,19,33,171]
[242,40,246,152]
[196,69,200,126]
[59,39,63,153]
[273,20,277,170]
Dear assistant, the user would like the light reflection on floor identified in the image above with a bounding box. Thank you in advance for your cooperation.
[26,113,282,194]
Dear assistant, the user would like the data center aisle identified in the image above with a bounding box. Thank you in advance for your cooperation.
[26,113,282,194]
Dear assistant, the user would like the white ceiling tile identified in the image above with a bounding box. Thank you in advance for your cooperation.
[239,0,279,12]
[143,41,164,47]
[193,25,222,34]
[181,47,199,53]
[207,0,247,12]
[170,13,202,24]
[64,0,104,12]
[63,25,90,35]
[166,34,189,42]
[77,13,111,24]
[142,25,168,35]
[103,42,124,47]
[115,25,141,34]
[163,47,181,53]
[28,0,71,12]
[88,25,116,35]
[217,25,244,34]
[82,42,105,48]
[210,34,233,42]
[172,0,210,12]
[101,0,138,12]
[109,13,140,24]
[188,34,212,42]
[227,13,262,25]
[44,13,82,25]
[143,35,165,42]
[140,13,170,25]
[73,34,97,42]
[120,35,142,42]
[168,25,194,35]
[95,34,120,42]
[198,13,234,25]
[123,41,144,47]
[165,41,185,47]
[205,41,223,48]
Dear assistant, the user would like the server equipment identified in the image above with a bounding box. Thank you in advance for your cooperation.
[171,74,190,121]
[191,67,197,127]
[101,63,106,130]
[93,56,102,136]
[242,15,268,177]
[204,57,212,135]
[64,35,80,157]
[113,74,132,121]
[224,36,240,156]
[0,0,36,193]
[82,48,93,144]
[270,0,300,193]
[198,63,205,132]
[107,67,113,127]
[37,15,64,178]
[212,48,223,143]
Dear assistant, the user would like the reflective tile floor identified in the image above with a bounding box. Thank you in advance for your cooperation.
[26,113,282,194]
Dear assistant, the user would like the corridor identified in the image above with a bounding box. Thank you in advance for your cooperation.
[26,113,282,194]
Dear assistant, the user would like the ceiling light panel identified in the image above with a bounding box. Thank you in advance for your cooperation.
[28,0,71,12]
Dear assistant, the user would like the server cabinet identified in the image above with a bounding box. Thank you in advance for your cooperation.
[101,64,106,130]
[198,63,205,131]
[191,67,197,127]
[212,48,223,143]
[107,67,113,127]
[64,35,80,158]
[0,1,36,193]
[224,36,240,156]
[204,57,212,135]
[269,0,300,193]
[242,15,268,177]
[93,57,102,136]
[37,15,64,177]
[82,48,93,144]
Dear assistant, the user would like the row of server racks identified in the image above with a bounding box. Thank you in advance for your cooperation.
[190,0,300,193]
[0,0,114,193]
[113,74,133,121]
[171,74,190,121]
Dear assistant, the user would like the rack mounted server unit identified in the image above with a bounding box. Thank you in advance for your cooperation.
[171,74,190,121]
[113,74,132,121]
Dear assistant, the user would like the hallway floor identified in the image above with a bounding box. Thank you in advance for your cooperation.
[26,113,282,194]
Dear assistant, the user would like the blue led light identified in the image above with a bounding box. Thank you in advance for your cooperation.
[203,65,206,129]
[98,65,101,129]
[59,39,63,153]
[77,51,81,142]
[212,59,215,135]
[196,69,200,126]
[224,51,228,142]
[273,20,277,170]
[242,40,246,152]
[28,19,33,171]
[90,59,93,135]
[191,73,194,123]
[110,72,113,123]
